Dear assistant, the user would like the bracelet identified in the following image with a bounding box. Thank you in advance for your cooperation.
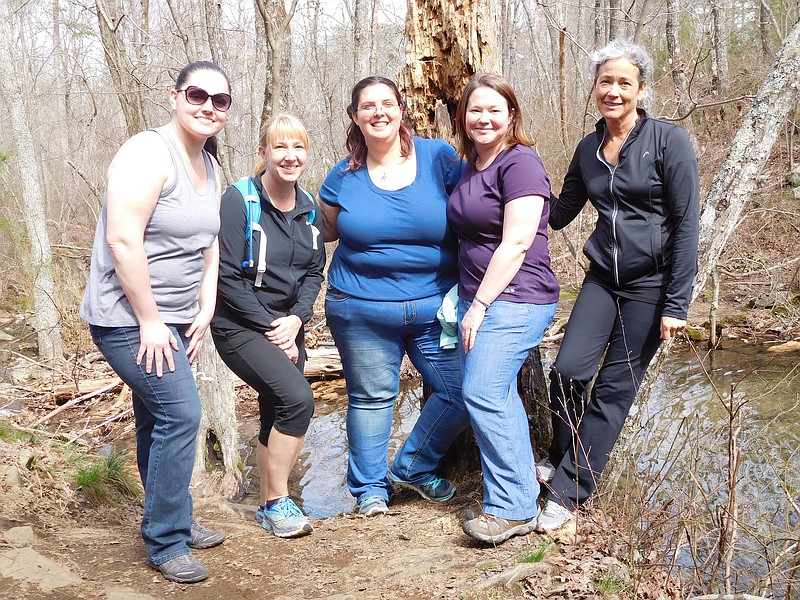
[474,296,491,309]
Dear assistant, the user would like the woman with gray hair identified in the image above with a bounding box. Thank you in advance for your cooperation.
[539,39,700,532]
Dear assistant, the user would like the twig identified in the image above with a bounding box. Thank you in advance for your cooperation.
[66,407,134,446]
[7,350,72,379]
[30,378,122,427]
[10,422,89,446]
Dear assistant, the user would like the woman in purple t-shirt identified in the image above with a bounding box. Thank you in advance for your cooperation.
[448,74,559,544]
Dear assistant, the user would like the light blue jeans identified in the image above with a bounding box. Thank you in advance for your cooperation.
[325,286,470,503]
[91,324,199,565]
[458,298,557,521]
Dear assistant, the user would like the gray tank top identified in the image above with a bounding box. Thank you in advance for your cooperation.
[80,124,220,327]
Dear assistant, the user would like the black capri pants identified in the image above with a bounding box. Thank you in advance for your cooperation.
[546,280,663,510]
[211,325,315,444]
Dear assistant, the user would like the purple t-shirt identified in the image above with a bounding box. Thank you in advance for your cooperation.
[447,144,559,305]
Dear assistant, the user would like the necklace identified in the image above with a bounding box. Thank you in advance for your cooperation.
[369,151,404,181]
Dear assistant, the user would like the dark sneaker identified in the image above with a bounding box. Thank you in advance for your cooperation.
[388,472,456,502]
[148,553,209,584]
[534,500,576,533]
[188,520,226,549]
[356,495,389,517]
[261,497,313,538]
[463,513,537,544]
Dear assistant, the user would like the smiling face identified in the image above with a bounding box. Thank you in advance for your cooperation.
[464,86,512,159]
[351,83,403,145]
[170,69,230,139]
[594,58,646,127]
[260,136,308,186]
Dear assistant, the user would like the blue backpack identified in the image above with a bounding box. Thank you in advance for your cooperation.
[231,177,317,287]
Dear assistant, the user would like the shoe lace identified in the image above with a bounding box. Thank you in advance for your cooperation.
[272,497,303,519]
[425,477,443,491]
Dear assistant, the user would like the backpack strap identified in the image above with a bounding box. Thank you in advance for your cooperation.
[299,186,319,250]
[231,177,267,287]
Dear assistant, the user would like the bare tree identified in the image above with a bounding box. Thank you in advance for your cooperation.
[666,0,693,120]
[709,0,729,94]
[254,0,301,125]
[693,17,800,303]
[95,0,150,137]
[0,7,64,361]
[353,0,370,78]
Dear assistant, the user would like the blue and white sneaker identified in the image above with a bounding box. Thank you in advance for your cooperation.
[258,497,313,538]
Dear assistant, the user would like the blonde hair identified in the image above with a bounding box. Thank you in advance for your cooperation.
[253,113,310,176]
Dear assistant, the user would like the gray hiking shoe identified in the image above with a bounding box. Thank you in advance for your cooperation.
[356,495,389,517]
[188,519,226,549]
[463,513,537,544]
[535,500,576,533]
[148,552,209,583]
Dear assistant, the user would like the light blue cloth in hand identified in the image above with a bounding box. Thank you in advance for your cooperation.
[437,284,459,349]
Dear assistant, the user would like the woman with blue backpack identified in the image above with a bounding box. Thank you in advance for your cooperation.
[211,113,325,538]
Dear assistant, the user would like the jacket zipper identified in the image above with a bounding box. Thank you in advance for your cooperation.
[597,125,635,287]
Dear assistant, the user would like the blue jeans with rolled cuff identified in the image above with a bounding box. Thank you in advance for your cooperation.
[458,298,557,521]
[91,324,199,566]
[325,286,470,504]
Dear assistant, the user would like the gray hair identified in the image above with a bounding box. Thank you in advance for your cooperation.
[591,39,654,110]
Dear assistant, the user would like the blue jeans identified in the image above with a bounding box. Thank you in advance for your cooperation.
[325,287,470,503]
[458,298,556,521]
[92,325,199,565]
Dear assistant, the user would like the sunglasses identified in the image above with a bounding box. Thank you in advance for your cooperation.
[178,85,232,112]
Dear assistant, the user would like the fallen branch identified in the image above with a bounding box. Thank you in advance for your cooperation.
[31,378,122,427]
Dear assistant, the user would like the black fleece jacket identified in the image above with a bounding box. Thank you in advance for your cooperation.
[213,176,325,334]
[550,111,699,319]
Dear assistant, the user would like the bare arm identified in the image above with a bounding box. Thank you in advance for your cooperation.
[105,133,176,376]
[461,195,545,352]
[319,198,341,242]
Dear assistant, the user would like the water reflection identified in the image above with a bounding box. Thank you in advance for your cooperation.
[240,380,426,519]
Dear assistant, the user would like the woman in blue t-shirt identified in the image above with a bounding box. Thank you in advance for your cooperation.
[448,74,559,544]
[319,76,471,517]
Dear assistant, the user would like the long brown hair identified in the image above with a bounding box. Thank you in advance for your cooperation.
[454,73,533,166]
[344,76,413,171]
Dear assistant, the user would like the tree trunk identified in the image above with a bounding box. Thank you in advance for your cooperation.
[95,0,148,138]
[0,11,64,362]
[398,0,500,138]
[192,330,244,501]
[710,0,729,94]
[353,0,370,79]
[693,17,800,304]
[666,0,693,119]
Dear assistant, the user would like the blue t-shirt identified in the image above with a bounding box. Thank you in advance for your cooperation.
[448,144,559,305]
[320,137,464,300]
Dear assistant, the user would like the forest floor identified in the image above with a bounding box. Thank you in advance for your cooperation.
[0,290,798,600]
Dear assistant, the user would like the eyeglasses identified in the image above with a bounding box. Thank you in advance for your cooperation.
[177,85,232,112]
[357,100,400,114]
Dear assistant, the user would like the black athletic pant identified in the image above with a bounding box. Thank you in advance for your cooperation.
[546,280,663,511]
[211,325,314,444]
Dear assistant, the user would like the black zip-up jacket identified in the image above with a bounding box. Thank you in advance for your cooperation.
[550,111,699,319]
[213,176,325,334]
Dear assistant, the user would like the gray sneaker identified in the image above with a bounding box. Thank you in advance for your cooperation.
[356,495,389,517]
[148,553,209,584]
[188,520,226,549]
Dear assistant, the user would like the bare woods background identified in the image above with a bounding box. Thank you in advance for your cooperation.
[0,0,798,357]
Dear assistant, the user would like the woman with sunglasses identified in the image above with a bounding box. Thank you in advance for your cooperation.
[212,114,324,538]
[319,77,470,517]
[80,61,231,584]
